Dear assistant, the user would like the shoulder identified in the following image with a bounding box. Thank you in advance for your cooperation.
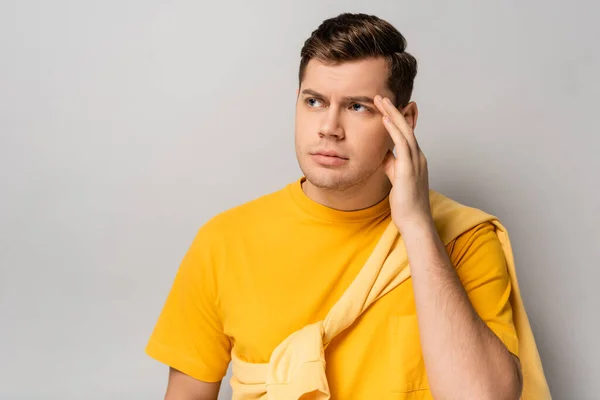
[196,184,290,239]
[182,185,290,264]
[446,221,505,271]
[448,221,497,249]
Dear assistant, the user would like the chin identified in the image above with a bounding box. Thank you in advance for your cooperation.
[302,167,356,191]
[301,155,387,193]
[299,152,375,190]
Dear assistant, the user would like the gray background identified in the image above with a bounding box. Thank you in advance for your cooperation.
[1,1,598,399]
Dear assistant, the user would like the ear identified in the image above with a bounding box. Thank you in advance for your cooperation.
[401,102,419,131]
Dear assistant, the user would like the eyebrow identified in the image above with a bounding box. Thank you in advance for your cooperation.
[301,89,375,104]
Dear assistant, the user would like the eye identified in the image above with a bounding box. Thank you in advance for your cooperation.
[350,103,369,113]
[306,98,323,108]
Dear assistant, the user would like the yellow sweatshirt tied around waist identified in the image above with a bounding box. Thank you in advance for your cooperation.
[229,190,551,400]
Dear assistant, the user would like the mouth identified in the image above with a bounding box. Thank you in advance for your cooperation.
[310,153,349,166]
[312,150,348,159]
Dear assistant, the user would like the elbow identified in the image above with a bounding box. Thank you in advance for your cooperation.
[505,355,524,400]
[457,355,523,400]
[484,355,523,400]
[501,354,523,400]
[463,380,522,400]
[490,381,522,400]
[488,381,522,400]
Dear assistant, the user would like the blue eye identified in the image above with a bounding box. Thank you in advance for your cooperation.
[351,103,367,112]
[306,98,323,107]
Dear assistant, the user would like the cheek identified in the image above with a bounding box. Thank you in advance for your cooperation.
[349,122,392,155]
[295,109,317,141]
[376,125,395,152]
[294,107,305,136]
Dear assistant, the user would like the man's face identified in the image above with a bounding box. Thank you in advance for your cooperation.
[295,57,396,192]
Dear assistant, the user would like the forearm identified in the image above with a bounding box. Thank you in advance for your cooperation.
[401,220,521,400]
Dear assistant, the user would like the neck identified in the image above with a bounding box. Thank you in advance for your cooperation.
[301,175,392,212]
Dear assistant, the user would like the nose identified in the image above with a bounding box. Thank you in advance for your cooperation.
[319,107,345,139]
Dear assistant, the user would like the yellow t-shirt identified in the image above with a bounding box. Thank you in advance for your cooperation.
[146,177,518,399]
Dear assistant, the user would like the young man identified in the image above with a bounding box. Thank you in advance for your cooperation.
[146,13,548,400]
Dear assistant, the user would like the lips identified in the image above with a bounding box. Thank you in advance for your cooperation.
[313,150,348,159]
[310,151,349,167]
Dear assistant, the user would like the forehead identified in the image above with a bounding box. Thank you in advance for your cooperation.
[301,57,392,97]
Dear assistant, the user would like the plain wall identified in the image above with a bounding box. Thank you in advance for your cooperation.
[1,1,598,399]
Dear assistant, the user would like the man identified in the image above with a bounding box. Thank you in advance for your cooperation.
[146,13,547,399]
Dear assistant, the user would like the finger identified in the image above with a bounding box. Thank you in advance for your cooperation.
[374,96,407,150]
[382,114,411,162]
[418,147,428,171]
[380,97,420,159]
[382,150,396,183]
[373,95,387,115]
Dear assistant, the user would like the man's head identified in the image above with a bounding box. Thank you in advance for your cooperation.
[295,13,418,193]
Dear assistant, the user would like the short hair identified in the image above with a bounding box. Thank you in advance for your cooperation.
[299,13,418,107]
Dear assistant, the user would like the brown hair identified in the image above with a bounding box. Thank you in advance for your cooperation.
[299,13,417,107]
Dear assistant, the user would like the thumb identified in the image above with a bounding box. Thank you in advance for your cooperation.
[383,150,396,183]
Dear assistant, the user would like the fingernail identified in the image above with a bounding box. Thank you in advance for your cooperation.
[374,95,381,104]
[384,97,392,105]
[384,115,391,123]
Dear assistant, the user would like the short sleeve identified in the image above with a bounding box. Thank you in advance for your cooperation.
[145,225,231,382]
[446,222,519,357]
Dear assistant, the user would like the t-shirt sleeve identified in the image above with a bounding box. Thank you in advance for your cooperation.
[446,222,519,357]
[145,224,231,382]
